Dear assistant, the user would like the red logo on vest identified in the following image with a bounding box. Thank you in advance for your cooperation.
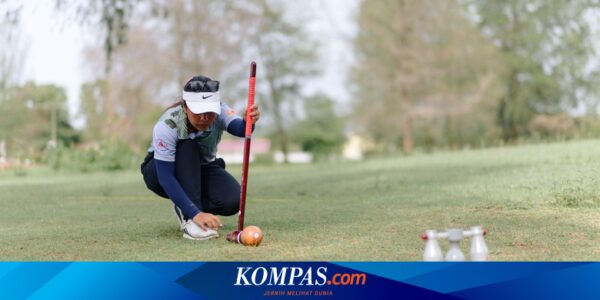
[156,139,168,151]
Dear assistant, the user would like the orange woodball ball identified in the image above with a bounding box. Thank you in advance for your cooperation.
[241,225,263,247]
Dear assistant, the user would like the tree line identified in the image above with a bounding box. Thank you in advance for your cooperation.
[1,0,599,168]
[354,0,600,153]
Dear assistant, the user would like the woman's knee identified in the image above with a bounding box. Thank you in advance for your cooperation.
[204,167,240,216]
[220,192,240,216]
[213,186,240,216]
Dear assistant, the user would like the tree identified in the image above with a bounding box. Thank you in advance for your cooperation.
[78,80,107,142]
[82,21,176,147]
[0,1,26,101]
[72,0,264,148]
[159,1,254,91]
[468,0,600,141]
[54,0,136,76]
[54,0,141,145]
[0,82,79,158]
[292,94,346,160]
[63,0,321,156]
[253,0,319,162]
[352,0,502,153]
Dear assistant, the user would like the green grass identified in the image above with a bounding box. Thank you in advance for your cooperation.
[2,139,600,261]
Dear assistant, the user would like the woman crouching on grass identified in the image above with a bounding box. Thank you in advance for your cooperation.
[140,75,260,240]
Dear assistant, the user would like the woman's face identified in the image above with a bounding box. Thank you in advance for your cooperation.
[184,105,217,131]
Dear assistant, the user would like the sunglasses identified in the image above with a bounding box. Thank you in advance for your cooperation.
[187,80,220,92]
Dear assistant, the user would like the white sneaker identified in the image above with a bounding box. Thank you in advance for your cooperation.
[172,205,186,230]
[182,220,219,240]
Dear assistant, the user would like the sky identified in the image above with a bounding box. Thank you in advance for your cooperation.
[17,0,358,128]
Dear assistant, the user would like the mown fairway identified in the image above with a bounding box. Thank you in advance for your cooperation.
[1,139,600,261]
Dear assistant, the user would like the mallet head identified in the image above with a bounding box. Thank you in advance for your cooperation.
[226,230,242,244]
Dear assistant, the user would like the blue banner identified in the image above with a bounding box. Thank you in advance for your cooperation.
[1,262,599,299]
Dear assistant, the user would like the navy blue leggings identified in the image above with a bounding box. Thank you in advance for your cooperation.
[141,139,240,218]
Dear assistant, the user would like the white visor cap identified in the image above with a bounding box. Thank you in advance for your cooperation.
[182,91,221,114]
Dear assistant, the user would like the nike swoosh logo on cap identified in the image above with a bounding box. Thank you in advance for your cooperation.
[202,95,213,99]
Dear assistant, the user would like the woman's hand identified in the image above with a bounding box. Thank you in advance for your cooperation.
[193,212,223,231]
[243,104,261,125]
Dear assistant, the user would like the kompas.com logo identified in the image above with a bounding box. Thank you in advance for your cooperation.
[234,266,367,286]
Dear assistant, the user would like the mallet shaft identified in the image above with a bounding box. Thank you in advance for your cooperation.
[237,62,257,232]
